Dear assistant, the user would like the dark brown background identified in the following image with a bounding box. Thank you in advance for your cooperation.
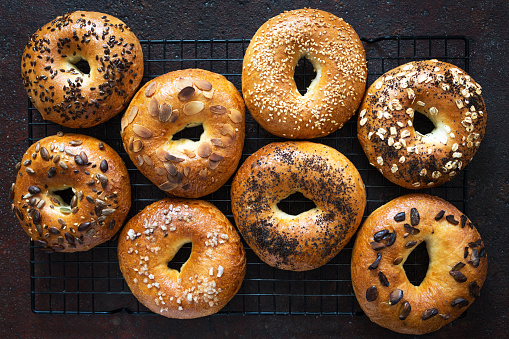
[1,0,508,338]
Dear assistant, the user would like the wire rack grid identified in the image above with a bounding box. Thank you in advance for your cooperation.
[28,36,470,315]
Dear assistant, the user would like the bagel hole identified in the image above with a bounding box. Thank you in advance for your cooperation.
[167,242,192,272]
[173,123,204,142]
[413,111,436,136]
[403,241,429,286]
[49,187,75,207]
[277,192,316,216]
[72,58,90,75]
[294,57,316,95]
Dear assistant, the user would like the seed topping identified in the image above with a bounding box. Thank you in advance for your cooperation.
[394,212,405,222]
[194,79,212,91]
[100,160,108,172]
[183,101,204,115]
[449,270,467,283]
[446,215,459,225]
[435,210,445,221]
[366,286,378,302]
[132,124,153,138]
[159,103,172,122]
[469,281,481,298]
[378,271,389,287]
[399,301,411,320]
[149,98,159,117]
[145,82,157,97]
[210,105,227,115]
[410,208,420,226]
[404,224,420,235]
[451,298,469,308]
[422,308,438,320]
[368,253,382,270]
[178,86,195,101]
[389,289,403,305]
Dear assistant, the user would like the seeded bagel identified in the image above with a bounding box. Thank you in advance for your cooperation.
[357,60,487,189]
[118,198,246,319]
[242,8,367,139]
[231,141,366,271]
[351,194,487,334]
[21,11,143,128]
[11,133,131,252]
[121,69,245,198]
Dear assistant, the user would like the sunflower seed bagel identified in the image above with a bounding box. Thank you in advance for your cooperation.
[21,11,143,128]
[11,133,131,252]
[351,194,487,335]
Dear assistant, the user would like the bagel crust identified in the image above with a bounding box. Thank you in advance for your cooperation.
[121,69,245,198]
[11,133,131,252]
[357,60,487,189]
[351,194,487,335]
[21,11,143,128]
[231,141,366,271]
[242,8,367,139]
[118,198,246,319]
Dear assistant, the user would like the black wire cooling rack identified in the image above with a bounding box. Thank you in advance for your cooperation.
[28,36,470,315]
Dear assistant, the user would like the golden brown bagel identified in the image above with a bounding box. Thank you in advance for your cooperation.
[357,60,487,189]
[121,69,245,198]
[11,133,131,252]
[118,198,246,319]
[231,141,366,271]
[351,194,487,335]
[21,11,143,128]
[242,8,367,139]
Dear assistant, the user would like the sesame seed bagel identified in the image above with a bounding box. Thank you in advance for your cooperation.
[242,8,367,139]
[351,194,487,335]
[231,141,366,271]
[121,69,245,198]
[357,60,487,189]
[11,133,131,252]
[118,198,246,319]
[21,11,143,128]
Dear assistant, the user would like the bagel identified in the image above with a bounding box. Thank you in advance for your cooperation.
[11,133,131,252]
[231,141,366,271]
[21,11,143,128]
[242,8,367,139]
[121,69,245,198]
[118,198,246,319]
[351,194,487,334]
[357,60,487,189]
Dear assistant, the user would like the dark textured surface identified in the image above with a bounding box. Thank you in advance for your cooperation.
[1,0,508,337]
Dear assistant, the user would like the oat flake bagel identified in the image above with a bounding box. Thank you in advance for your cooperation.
[21,11,143,128]
[121,69,245,198]
[351,194,487,335]
[357,60,487,189]
[10,133,131,252]
[118,198,246,319]
[242,8,367,139]
[231,141,366,271]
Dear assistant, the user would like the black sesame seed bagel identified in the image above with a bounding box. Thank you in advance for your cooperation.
[242,8,367,139]
[11,133,131,252]
[351,194,487,335]
[231,141,366,271]
[118,198,246,319]
[21,11,143,128]
[357,60,487,189]
[121,69,245,198]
